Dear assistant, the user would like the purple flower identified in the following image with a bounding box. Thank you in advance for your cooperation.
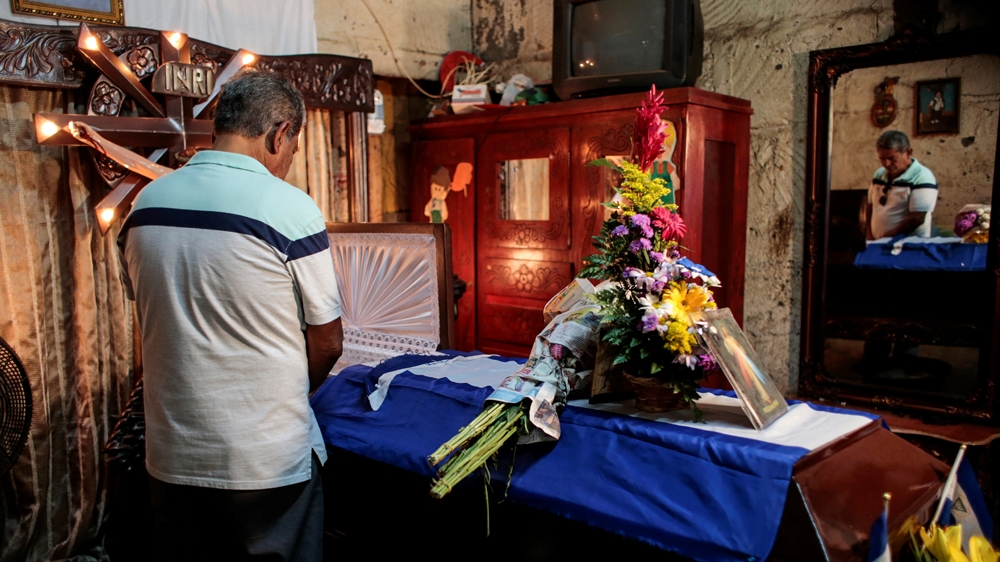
[630,238,652,254]
[631,214,654,238]
[651,280,665,293]
[640,314,658,333]
[649,251,664,263]
[698,354,719,372]
[669,249,681,260]
[610,225,629,237]
[680,270,692,280]
[956,218,975,236]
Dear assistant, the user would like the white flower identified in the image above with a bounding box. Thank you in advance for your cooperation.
[638,294,674,332]
[673,354,699,368]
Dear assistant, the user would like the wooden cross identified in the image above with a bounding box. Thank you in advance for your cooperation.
[34,23,255,234]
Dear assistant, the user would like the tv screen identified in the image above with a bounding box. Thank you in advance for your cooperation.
[571,0,667,78]
[552,0,702,100]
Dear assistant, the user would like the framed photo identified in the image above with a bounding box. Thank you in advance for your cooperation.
[915,78,960,136]
[10,0,124,26]
[696,308,789,430]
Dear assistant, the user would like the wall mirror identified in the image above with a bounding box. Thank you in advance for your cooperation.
[800,28,1000,423]
[498,158,551,221]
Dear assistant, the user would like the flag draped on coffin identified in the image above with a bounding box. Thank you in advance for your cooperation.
[938,458,994,552]
[868,501,890,562]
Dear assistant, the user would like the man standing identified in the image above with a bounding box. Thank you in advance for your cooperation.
[118,70,342,561]
[865,130,938,240]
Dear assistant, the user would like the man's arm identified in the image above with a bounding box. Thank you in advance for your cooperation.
[880,211,926,238]
[306,317,343,392]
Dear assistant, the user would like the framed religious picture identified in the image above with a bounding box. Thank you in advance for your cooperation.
[696,308,789,430]
[10,0,124,26]
[915,78,960,136]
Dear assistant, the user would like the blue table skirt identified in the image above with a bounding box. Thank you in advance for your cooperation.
[310,353,878,562]
[853,237,987,271]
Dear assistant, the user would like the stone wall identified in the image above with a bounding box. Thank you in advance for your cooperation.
[830,55,999,234]
[315,0,472,80]
[471,0,898,393]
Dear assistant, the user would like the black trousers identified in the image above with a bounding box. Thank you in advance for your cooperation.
[148,455,324,562]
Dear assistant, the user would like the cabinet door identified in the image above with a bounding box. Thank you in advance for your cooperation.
[476,128,572,356]
[410,138,476,351]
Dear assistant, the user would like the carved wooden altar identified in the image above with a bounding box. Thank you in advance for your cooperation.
[0,17,374,223]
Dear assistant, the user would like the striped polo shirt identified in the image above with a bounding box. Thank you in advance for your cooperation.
[868,157,938,239]
[118,150,341,490]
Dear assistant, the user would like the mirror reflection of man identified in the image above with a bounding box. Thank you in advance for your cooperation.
[865,130,938,240]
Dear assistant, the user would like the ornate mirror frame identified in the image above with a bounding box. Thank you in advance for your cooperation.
[799,28,1000,423]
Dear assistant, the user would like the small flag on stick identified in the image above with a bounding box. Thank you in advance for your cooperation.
[868,492,891,562]
[933,444,994,552]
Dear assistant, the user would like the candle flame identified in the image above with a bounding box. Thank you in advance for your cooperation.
[99,208,115,224]
[241,53,256,65]
[168,32,183,48]
[38,120,60,140]
[84,36,99,51]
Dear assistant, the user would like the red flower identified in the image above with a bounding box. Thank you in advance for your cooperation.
[655,209,686,241]
[631,85,668,173]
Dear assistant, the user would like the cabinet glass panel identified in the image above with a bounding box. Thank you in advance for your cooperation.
[498,158,549,221]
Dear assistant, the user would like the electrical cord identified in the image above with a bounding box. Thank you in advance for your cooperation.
[358,0,445,98]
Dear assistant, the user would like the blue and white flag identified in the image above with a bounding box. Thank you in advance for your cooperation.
[938,457,994,552]
[868,500,891,562]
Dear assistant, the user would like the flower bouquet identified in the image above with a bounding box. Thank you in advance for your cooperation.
[954,205,990,244]
[579,86,720,419]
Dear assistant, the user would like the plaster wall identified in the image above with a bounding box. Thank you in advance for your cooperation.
[315,0,472,81]
[471,0,897,393]
[830,55,999,234]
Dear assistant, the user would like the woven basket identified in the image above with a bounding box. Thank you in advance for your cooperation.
[623,373,687,413]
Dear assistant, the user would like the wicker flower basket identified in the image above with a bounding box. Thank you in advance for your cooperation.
[623,373,687,413]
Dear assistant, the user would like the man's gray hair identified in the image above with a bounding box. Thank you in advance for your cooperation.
[876,130,910,152]
[214,70,305,141]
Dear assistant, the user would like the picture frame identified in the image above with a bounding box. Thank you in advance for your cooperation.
[915,78,960,136]
[696,308,788,430]
[10,0,124,26]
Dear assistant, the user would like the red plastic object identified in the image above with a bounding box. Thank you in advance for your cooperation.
[439,51,484,94]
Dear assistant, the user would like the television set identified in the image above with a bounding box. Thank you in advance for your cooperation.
[552,0,703,100]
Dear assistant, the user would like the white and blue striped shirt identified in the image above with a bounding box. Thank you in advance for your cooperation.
[119,150,341,490]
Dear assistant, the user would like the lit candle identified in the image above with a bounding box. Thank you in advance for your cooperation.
[38,120,60,140]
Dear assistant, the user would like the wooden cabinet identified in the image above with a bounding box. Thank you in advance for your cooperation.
[410,88,752,356]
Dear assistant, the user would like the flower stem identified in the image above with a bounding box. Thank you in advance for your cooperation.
[429,403,527,500]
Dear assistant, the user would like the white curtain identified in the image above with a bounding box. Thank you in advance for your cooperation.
[0,0,317,55]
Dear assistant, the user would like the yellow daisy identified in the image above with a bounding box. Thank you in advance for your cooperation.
[664,282,712,325]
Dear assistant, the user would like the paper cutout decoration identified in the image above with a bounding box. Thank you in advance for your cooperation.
[451,162,472,195]
[425,162,472,223]
[425,166,451,223]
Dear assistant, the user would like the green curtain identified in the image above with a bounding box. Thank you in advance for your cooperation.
[0,86,133,561]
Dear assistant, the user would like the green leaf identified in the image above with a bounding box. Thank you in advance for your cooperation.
[587,158,623,171]
[612,355,629,366]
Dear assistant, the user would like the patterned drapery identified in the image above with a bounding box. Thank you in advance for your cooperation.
[0,86,133,561]
[286,108,351,222]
